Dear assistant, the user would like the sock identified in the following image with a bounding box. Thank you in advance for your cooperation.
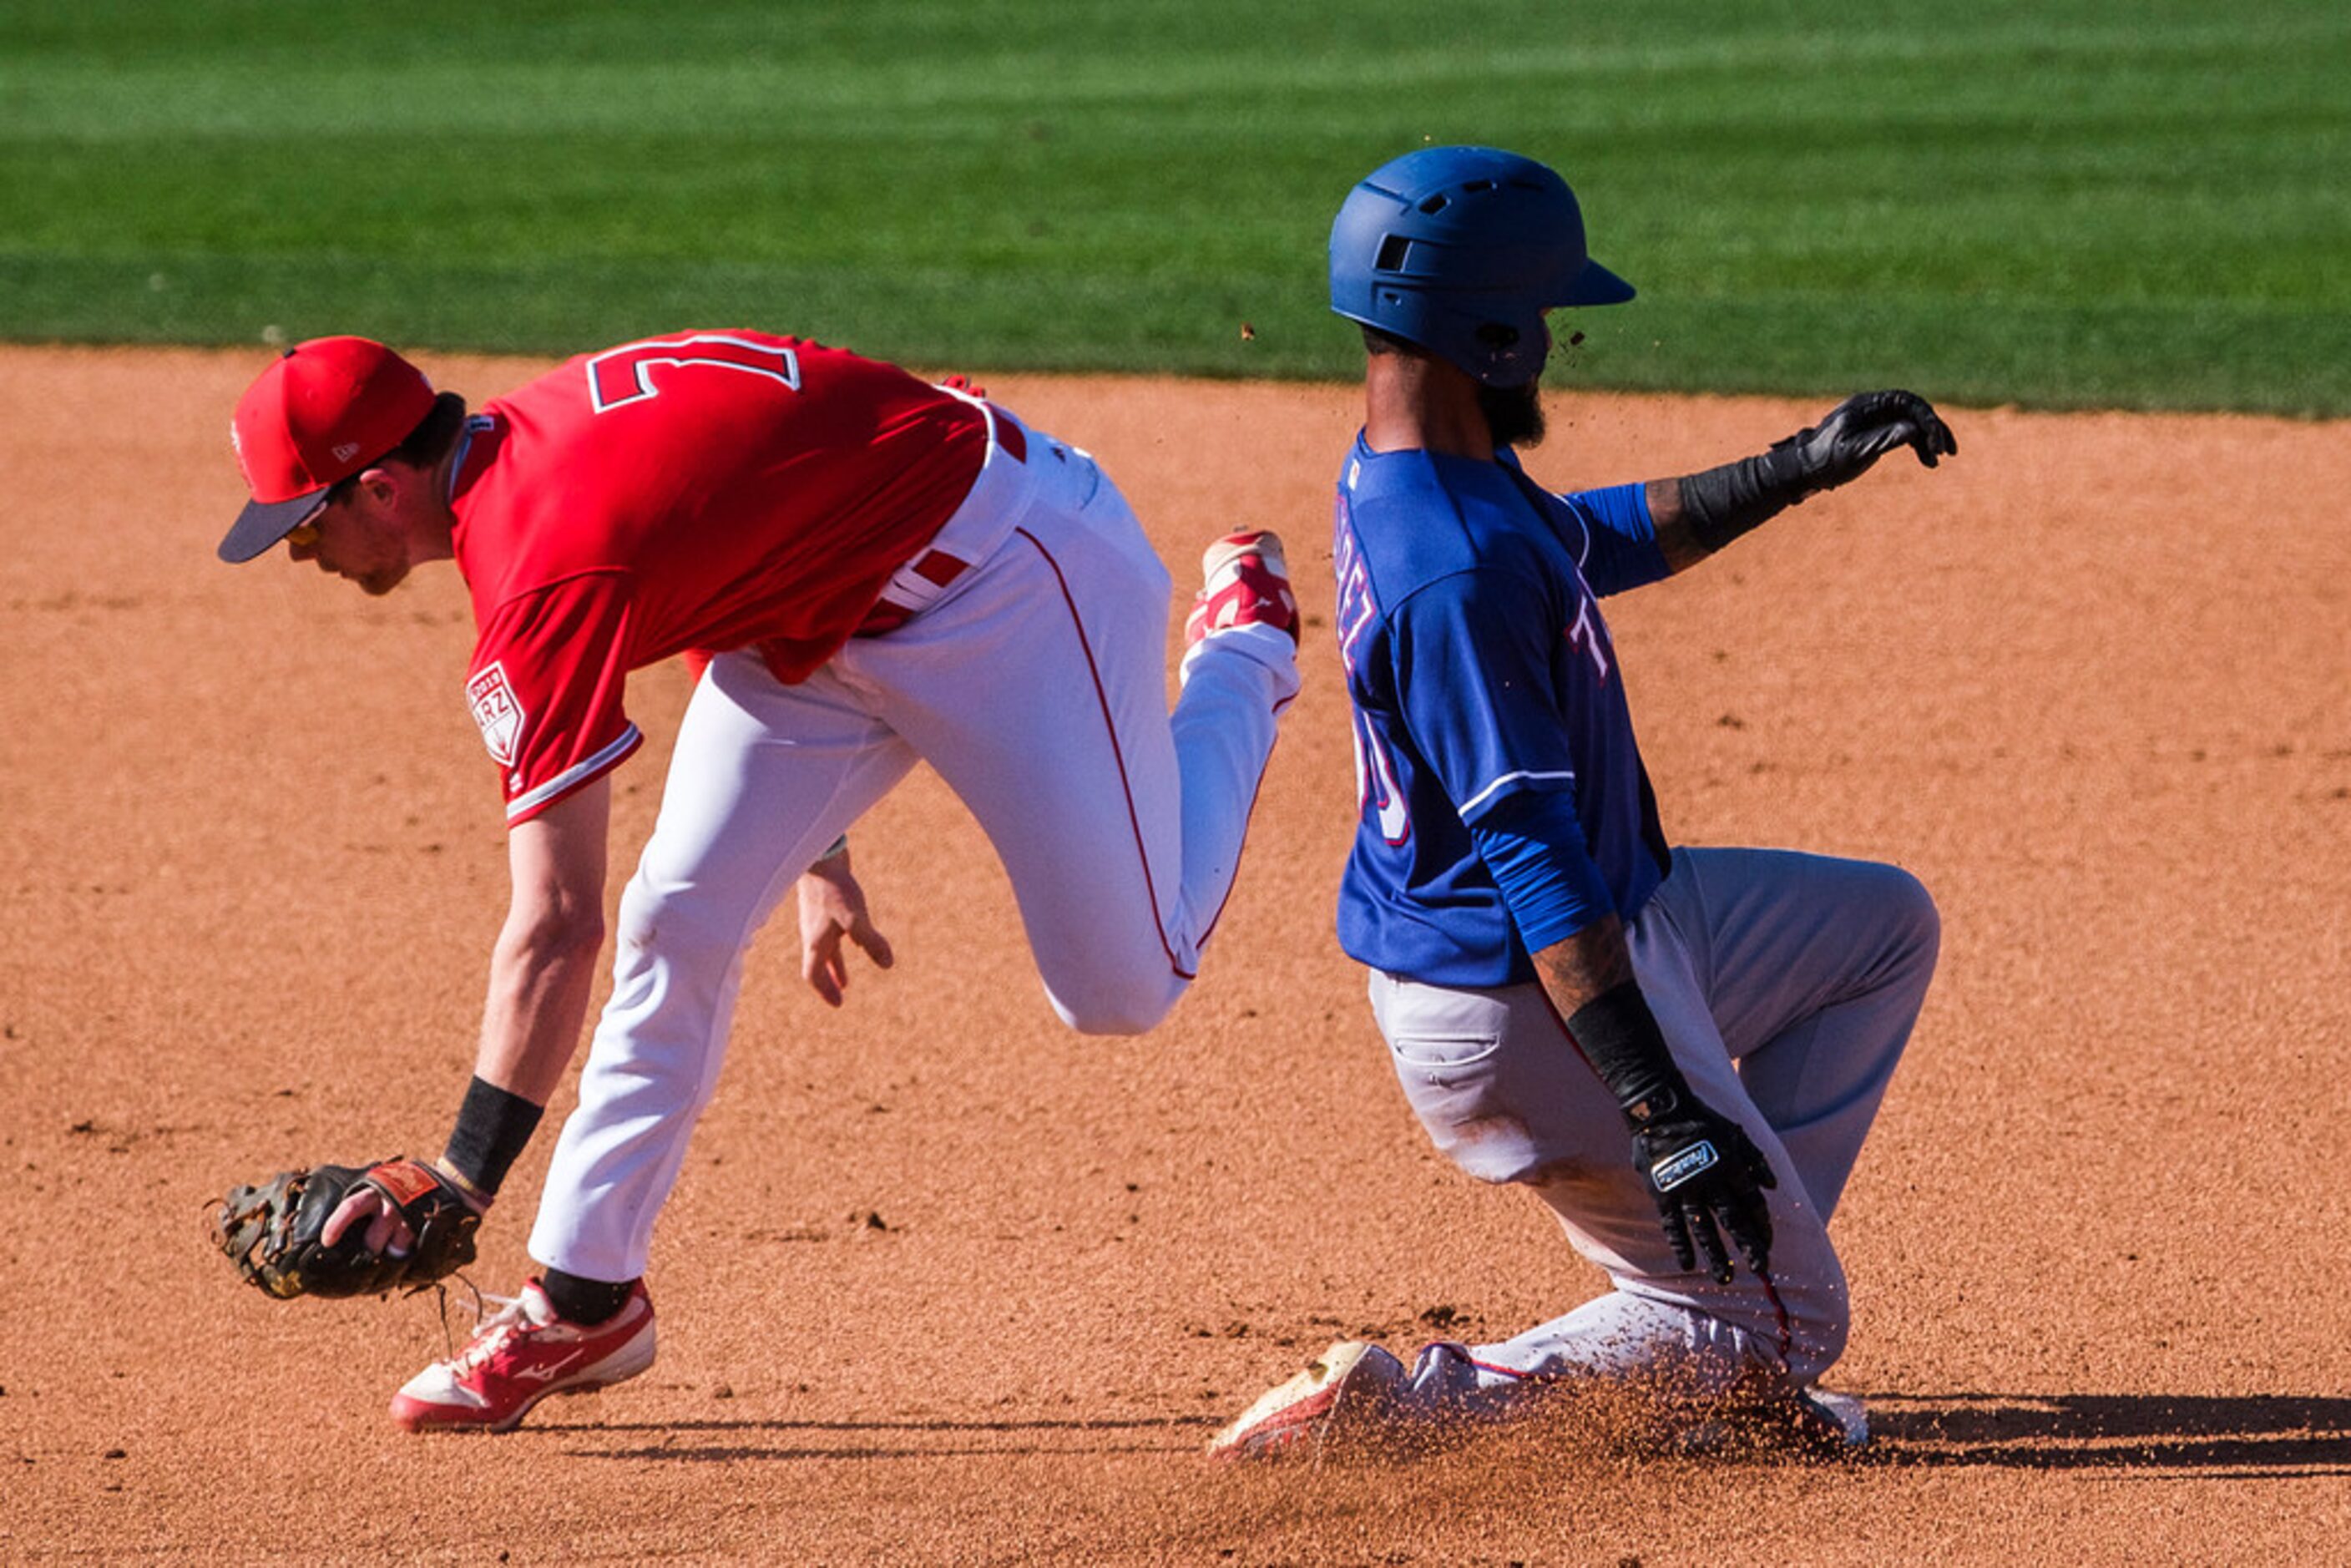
[540,1267,637,1326]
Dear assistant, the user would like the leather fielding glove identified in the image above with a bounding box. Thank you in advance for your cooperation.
[213,1156,479,1299]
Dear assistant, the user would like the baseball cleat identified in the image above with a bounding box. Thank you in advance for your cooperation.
[389,1277,655,1434]
[1186,530,1300,647]
[1787,1386,1869,1452]
[1673,1384,1869,1459]
[1206,1339,1407,1460]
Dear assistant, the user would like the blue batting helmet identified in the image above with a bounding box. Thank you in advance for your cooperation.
[1328,146,1634,386]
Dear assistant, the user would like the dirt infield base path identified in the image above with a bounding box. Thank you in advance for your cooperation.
[3,345,2348,1565]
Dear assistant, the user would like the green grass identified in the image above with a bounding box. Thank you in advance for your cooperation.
[3,0,2346,412]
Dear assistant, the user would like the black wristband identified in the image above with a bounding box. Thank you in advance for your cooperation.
[1676,444,1813,556]
[1563,979,1694,1129]
[440,1075,544,1201]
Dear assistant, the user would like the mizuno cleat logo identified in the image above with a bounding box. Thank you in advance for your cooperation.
[509,1348,587,1384]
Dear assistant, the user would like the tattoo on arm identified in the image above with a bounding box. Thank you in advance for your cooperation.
[1645,477,1712,574]
[1529,913,1636,1015]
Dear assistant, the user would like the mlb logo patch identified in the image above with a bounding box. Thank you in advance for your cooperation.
[467,663,526,766]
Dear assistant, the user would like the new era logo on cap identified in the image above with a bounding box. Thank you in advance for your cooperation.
[219,336,437,564]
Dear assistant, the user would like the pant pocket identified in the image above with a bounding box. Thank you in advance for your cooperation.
[1388,1029,1503,1077]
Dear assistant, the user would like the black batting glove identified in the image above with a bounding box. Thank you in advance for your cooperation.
[1628,1088,1777,1284]
[1774,387,1959,489]
[1679,387,1958,554]
[1561,979,1780,1283]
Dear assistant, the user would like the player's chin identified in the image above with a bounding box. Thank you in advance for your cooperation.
[356,566,409,597]
[1477,379,1547,449]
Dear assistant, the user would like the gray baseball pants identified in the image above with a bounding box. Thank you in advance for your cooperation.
[1368,846,1938,1414]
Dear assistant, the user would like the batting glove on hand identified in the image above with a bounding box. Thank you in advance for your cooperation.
[1629,1093,1777,1284]
[1777,388,1959,492]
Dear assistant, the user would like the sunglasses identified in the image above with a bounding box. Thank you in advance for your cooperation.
[281,471,366,550]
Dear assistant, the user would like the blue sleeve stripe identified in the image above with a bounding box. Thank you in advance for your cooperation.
[1458,766,1578,819]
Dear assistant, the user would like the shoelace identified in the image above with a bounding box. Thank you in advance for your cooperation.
[439,1287,528,1373]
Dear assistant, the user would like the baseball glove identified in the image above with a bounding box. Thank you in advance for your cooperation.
[213,1157,479,1299]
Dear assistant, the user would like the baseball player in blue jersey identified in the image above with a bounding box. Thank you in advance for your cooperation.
[1211,146,1957,1459]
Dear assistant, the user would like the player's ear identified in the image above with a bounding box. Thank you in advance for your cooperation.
[346,463,406,514]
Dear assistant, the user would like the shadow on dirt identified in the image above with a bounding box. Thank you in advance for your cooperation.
[1868,1392,2351,1474]
[540,1395,2351,1475]
[545,1412,1214,1464]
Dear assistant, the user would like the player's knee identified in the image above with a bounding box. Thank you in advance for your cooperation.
[1045,976,1184,1036]
[1777,1296,1850,1384]
[1765,1230,1851,1381]
[1891,869,1941,987]
[1888,865,1940,949]
[613,876,746,964]
[1857,862,1940,980]
[1810,1290,1851,1358]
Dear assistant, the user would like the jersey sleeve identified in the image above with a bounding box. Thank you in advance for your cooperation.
[1386,567,1578,827]
[1557,482,1671,598]
[1468,788,1615,950]
[467,572,645,827]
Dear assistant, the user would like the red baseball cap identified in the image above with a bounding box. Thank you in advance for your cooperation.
[220,336,437,564]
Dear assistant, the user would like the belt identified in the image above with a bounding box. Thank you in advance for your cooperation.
[856,403,1026,636]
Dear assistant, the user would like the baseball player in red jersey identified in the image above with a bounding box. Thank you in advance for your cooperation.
[219,331,1302,1433]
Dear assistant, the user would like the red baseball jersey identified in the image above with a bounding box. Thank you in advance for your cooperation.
[448,331,986,825]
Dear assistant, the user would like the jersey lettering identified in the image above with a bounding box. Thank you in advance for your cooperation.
[585,333,804,412]
[1334,508,1408,842]
[1352,713,1410,845]
[1332,513,1378,678]
[1564,594,1611,683]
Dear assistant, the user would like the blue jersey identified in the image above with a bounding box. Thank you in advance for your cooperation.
[1332,433,1674,987]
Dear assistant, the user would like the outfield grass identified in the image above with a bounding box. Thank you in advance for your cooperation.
[3,0,2345,413]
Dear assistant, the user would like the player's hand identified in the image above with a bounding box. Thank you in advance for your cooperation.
[1777,389,1958,490]
[1628,1095,1777,1284]
[323,1184,416,1258]
[321,1163,488,1257]
[797,843,894,1008]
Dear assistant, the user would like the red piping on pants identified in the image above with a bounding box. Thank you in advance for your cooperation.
[1011,524,1192,981]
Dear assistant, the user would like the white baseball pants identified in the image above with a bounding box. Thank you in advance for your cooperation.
[1368,847,1938,1415]
[528,412,1299,1283]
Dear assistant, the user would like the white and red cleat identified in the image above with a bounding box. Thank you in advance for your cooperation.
[389,1278,655,1434]
[1185,530,1300,647]
[1206,1339,1407,1460]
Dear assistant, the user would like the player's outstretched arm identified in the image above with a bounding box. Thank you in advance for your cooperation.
[1649,388,1959,570]
[1531,918,1777,1283]
[318,778,614,1259]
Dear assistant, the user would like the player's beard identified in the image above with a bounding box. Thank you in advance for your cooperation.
[1478,378,1546,450]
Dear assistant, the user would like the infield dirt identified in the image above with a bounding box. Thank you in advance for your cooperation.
[3,346,2348,1565]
